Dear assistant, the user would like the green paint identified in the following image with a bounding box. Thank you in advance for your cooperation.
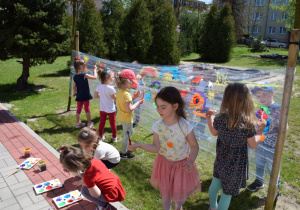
[25,165,31,168]
[39,189,44,192]
[58,202,65,207]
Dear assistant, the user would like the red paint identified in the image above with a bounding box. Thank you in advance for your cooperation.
[46,186,52,190]
[67,199,73,203]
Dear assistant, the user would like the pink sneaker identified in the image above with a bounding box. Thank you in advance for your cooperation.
[87,122,94,128]
[75,122,86,128]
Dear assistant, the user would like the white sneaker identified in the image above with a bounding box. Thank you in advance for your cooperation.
[111,137,117,143]
[99,136,105,141]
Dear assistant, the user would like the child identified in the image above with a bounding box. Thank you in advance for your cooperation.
[247,84,284,192]
[115,69,144,159]
[73,58,97,128]
[128,86,201,210]
[94,67,117,142]
[78,127,120,169]
[196,74,214,140]
[59,145,125,210]
[206,83,266,210]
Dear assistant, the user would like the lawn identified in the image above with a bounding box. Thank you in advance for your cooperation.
[0,45,299,209]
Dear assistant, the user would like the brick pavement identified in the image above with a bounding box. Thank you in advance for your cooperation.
[0,103,127,210]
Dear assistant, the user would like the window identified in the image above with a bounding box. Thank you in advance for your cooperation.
[279,27,287,34]
[245,0,249,6]
[251,27,262,34]
[270,13,277,20]
[281,13,287,20]
[272,0,280,5]
[254,0,265,6]
[269,27,276,34]
[252,13,263,20]
[283,0,289,5]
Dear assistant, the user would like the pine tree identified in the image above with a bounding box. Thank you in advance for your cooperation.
[216,4,235,62]
[121,0,152,63]
[197,4,219,62]
[146,0,180,65]
[0,0,70,91]
[77,0,107,58]
[101,0,126,61]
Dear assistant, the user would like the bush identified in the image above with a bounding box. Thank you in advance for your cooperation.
[250,37,266,52]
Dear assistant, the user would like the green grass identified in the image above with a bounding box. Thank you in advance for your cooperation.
[0,45,299,209]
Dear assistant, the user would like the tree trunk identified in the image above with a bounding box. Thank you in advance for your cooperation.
[16,57,30,91]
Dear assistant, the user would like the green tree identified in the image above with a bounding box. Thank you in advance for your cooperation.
[270,0,296,30]
[77,0,107,57]
[216,4,236,62]
[178,11,199,56]
[146,0,180,65]
[198,4,219,62]
[0,0,70,91]
[121,0,152,63]
[101,0,126,60]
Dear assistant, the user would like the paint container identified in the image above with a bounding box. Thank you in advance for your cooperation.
[24,148,31,158]
[38,160,47,172]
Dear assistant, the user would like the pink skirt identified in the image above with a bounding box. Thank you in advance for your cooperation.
[150,154,201,202]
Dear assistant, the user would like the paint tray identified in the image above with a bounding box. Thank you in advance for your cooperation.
[18,158,40,169]
[53,190,84,208]
[33,179,62,194]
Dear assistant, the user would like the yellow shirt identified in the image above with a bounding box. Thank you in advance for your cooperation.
[116,89,133,123]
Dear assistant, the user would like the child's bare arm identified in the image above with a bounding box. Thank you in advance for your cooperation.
[111,93,116,100]
[247,118,267,149]
[206,110,218,136]
[87,185,101,198]
[94,91,100,98]
[125,99,144,113]
[127,132,160,153]
[84,65,97,80]
[73,83,76,96]
[182,130,199,172]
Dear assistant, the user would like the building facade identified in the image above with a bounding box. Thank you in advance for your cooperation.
[214,0,290,43]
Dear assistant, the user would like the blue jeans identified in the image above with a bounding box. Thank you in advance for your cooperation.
[81,185,108,207]
[255,143,280,185]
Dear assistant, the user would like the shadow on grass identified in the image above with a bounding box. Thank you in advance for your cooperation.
[39,68,70,78]
[0,83,41,103]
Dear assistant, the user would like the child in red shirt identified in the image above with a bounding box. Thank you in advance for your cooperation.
[59,145,125,210]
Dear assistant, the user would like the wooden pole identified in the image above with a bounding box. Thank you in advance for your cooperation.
[264,29,300,210]
[67,31,79,111]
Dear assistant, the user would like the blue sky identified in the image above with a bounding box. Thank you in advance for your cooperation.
[201,0,213,4]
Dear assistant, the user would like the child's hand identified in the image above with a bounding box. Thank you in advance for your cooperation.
[206,109,217,119]
[132,90,141,100]
[182,160,194,172]
[93,64,97,71]
[73,92,76,97]
[139,98,145,105]
[73,179,83,187]
[257,116,267,133]
[127,143,140,152]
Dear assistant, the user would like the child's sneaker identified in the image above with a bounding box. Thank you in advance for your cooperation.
[247,179,264,192]
[99,136,105,141]
[95,204,111,210]
[87,122,94,128]
[111,137,117,143]
[133,122,139,128]
[75,122,86,128]
[120,151,135,159]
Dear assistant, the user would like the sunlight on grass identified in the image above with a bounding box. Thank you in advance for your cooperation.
[0,47,299,209]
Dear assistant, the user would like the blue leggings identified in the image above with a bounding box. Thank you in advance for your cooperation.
[209,177,232,210]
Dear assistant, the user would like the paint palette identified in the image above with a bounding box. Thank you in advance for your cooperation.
[18,158,40,169]
[53,190,84,208]
[33,179,62,194]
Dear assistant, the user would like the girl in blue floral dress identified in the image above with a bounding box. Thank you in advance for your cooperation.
[206,83,266,210]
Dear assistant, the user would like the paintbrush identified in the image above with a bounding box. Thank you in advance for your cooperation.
[127,131,132,145]
[4,167,21,178]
